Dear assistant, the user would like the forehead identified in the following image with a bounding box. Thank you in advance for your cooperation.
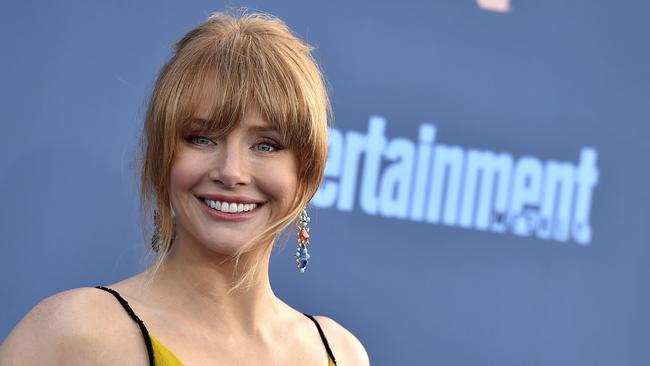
[189,107,277,134]
[176,74,295,144]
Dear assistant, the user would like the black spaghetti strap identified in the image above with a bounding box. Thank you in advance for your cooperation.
[95,286,155,366]
[303,313,338,365]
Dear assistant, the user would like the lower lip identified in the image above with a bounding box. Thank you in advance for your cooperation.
[196,196,263,222]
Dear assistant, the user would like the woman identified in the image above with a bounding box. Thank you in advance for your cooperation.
[0,11,369,365]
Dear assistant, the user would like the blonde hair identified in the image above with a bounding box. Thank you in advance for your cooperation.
[140,10,331,291]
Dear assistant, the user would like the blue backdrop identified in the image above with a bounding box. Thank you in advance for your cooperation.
[2,1,649,365]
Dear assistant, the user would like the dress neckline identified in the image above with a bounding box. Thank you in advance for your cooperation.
[95,285,337,365]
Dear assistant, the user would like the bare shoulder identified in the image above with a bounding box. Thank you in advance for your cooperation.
[0,287,148,366]
[313,315,370,366]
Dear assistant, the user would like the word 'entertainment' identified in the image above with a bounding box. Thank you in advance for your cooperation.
[313,116,598,245]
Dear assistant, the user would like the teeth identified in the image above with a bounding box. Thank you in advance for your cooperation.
[203,198,258,213]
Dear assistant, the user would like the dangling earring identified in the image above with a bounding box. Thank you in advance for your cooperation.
[295,208,311,273]
[152,209,176,253]
[151,210,163,253]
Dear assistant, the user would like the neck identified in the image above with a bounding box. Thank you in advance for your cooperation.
[144,232,284,338]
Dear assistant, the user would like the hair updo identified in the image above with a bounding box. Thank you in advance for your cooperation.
[139,10,331,289]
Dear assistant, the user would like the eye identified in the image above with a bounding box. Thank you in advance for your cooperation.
[187,136,215,146]
[254,142,281,152]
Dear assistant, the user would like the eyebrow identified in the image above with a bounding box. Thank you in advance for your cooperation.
[187,118,212,130]
[188,118,279,134]
[247,125,280,134]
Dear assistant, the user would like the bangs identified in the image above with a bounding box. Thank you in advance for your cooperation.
[141,11,331,290]
[170,29,320,156]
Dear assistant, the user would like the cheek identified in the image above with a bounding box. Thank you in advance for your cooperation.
[169,149,204,196]
[254,156,298,207]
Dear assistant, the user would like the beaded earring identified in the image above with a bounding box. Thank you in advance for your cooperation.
[151,209,176,253]
[295,208,311,273]
[151,210,163,253]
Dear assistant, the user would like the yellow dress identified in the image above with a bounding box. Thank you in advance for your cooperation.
[149,334,183,365]
[150,333,337,366]
[96,286,337,366]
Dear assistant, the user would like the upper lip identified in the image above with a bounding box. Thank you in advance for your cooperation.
[197,194,265,204]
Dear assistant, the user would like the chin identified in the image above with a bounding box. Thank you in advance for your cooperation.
[199,236,260,257]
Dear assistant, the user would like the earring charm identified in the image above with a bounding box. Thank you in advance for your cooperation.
[151,210,163,253]
[295,209,311,273]
[151,209,177,253]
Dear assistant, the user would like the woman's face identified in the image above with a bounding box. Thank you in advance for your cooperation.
[169,107,298,255]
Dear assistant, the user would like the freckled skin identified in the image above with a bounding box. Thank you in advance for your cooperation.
[169,107,298,256]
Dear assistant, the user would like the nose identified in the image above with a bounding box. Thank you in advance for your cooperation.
[209,143,252,188]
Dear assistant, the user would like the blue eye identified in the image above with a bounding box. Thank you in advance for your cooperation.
[255,143,276,152]
[189,136,214,145]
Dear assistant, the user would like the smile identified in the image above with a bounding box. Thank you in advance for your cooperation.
[203,198,258,213]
